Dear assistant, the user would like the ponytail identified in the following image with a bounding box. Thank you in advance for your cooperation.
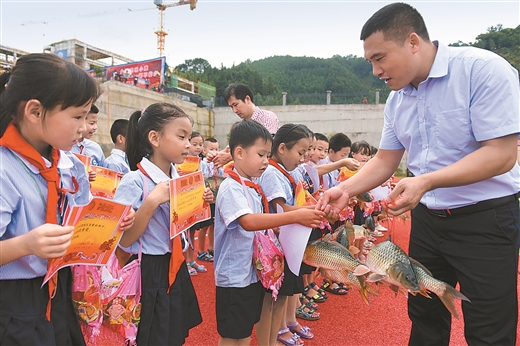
[126,110,145,171]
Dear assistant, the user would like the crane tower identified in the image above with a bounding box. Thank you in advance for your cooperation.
[153,0,196,57]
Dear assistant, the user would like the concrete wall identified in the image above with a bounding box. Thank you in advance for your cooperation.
[214,104,409,171]
[92,81,214,155]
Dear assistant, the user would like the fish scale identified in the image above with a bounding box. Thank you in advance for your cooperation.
[303,240,369,275]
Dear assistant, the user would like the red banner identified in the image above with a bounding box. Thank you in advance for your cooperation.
[105,57,165,91]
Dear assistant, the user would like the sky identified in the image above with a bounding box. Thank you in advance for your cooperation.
[1,0,519,68]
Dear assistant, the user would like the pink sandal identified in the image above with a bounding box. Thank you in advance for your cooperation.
[287,322,314,339]
[277,328,303,346]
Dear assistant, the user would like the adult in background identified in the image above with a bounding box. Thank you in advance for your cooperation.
[317,3,520,346]
[207,83,280,168]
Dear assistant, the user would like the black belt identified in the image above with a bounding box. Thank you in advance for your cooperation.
[423,192,520,218]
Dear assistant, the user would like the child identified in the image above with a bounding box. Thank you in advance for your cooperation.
[105,118,130,174]
[71,104,106,168]
[113,103,210,345]
[185,131,208,275]
[0,53,132,345]
[258,123,319,345]
[198,137,222,261]
[214,120,324,346]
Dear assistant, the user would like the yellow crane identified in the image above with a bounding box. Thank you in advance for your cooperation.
[154,0,197,57]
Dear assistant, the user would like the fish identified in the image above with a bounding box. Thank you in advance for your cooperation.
[204,175,225,197]
[364,215,375,232]
[303,240,370,276]
[410,260,471,320]
[353,225,369,240]
[364,241,421,294]
[319,267,378,305]
[356,191,373,202]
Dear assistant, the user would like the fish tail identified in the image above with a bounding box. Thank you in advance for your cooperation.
[358,282,371,306]
[439,285,470,320]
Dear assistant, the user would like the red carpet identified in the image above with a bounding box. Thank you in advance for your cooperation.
[185,216,520,345]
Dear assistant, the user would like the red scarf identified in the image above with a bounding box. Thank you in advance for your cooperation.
[268,158,297,194]
[224,164,269,213]
[137,162,184,293]
[0,122,69,320]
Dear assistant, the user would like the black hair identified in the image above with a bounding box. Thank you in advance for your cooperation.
[204,137,218,143]
[229,120,272,158]
[223,83,254,104]
[349,140,372,157]
[272,123,314,161]
[314,133,329,143]
[370,145,378,156]
[190,131,203,141]
[360,2,430,44]
[90,104,99,114]
[110,119,129,143]
[126,103,193,170]
[328,133,352,153]
[0,53,100,136]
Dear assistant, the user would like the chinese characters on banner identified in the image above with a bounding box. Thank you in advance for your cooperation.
[104,57,165,90]
[43,198,131,285]
[169,170,210,239]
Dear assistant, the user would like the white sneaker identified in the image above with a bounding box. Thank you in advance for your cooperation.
[375,224,388,232]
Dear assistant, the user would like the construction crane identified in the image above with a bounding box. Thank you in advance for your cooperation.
[154,0,196,57]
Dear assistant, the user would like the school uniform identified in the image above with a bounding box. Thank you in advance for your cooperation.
[113,157,201,345]
[258,165,304,296]
[214,176,264,339]
[104,148,130,174]
[71,139,106,167]
[319,156,340,189]
[190,159,222,230]
[0,147,91,346]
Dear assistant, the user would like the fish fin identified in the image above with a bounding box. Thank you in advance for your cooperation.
[366,273,386,283]
[408,257,433,276]
[438,284,471,320]
[349,246,360,255]
[322,233,333,242]
[358,282,371,306]
[365,282,378,296]
[353,265,370,276]
[418,289,432,299]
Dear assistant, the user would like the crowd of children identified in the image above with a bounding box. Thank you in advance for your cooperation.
[0,56,387,346]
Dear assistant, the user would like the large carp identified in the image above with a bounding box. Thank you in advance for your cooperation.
[303,240,370,276]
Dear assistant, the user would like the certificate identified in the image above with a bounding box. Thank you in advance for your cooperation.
[169,170,210,238]
[90,166,121,199]
[43,197,131,285]
[73,152,92,174]
[337,167,358,182]
[295,181,317,207]
[177,156,201,175]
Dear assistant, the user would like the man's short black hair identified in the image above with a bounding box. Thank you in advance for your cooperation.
[110,119,129,143]
[223,83,254,104]
[328,133,352,152]
[360,2,430,44]
[229,120,271,157]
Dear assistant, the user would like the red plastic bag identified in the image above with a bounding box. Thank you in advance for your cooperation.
[72,252,141,346]
[252,229,285,300]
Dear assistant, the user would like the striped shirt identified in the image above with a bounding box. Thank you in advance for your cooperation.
[0,148,91,279]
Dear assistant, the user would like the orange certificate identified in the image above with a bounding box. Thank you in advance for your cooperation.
[90,166,121,199]
[337,167,358,182]
[169,170,210,238]
[73,152,92,175]
[177,156,201,175]
[295,181,317,207]
[43,197,131,285]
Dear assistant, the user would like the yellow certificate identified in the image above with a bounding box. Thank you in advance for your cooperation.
[169,170,210,238]
[43,197,131,285]
[295,181,317,207]
[337,167,358,182]
[177,156,201,175]
[90,166,121,199]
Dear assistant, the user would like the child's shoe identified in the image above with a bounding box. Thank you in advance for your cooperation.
[189,261,207,273]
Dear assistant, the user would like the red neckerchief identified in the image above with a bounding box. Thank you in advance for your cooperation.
[137,161,183,293]
[0,122,78,321]
[268,158,297,195]
[224,163,269,213]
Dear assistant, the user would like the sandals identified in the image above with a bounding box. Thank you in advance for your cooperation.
[303,285,326,303]
[295,304,320,321]
[287,322,314,339]
[323,282,348,295]
[188,266,197,276]
[188,261,207,273]
[197,251,214,262]
[310,281,328,299]
[299,295,318,310]
[277,328,304,346]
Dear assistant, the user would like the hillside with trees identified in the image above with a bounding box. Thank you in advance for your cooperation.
[175,24,519,106]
